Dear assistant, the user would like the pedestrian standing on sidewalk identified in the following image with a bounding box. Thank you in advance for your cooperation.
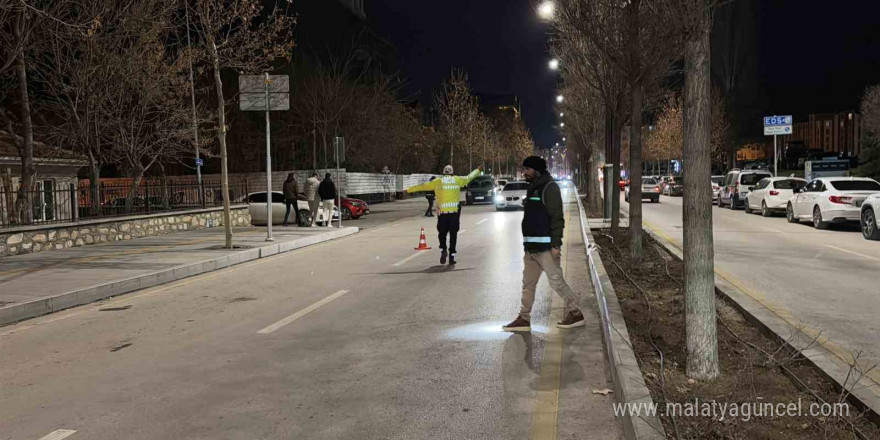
[282,172,300,226]
[424,176,436,217]
[503,156,585,332]
[405,164,482,266]
[306,173,321,227]
[318,173,337,227]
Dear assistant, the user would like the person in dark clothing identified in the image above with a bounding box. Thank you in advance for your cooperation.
[318,173,338,227]
[282,172,299,226]
[503,156,585,333]
[424,176,436,217]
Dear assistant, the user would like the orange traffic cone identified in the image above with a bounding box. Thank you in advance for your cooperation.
[414,227,432,250]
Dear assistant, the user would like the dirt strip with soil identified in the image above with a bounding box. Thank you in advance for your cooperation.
[592,228,879,440]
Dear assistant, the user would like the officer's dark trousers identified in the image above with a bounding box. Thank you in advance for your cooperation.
[437,211,461,254]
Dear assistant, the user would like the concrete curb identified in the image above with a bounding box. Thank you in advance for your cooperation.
[0,227,359,327]
[641,224,880,424]
[574,193,666,440]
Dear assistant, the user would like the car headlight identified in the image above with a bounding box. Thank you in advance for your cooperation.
[494,195,504,202]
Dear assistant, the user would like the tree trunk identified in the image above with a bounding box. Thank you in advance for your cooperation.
[87,150,101,216]
[210,41,233,249]
[587,146,602,213]
[13,13,35,225]
[628,0,644,261]
[611,115,622,240]
[683,9,720,381]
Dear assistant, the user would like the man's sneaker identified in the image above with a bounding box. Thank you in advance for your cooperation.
[448,253,456,266]
[440,249,448,264]
[502,316,531,332]
[556,311,586,329]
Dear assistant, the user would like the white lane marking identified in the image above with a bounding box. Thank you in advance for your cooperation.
[38,430,77,440]
[393,251,428,267]
[476,218,488,225]
[257,290,350,334]
[761,226,783,233]
[459,229,467,234]
[824,245,880,262]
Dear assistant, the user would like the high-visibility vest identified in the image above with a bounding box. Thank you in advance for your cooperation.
[406,169,482,214]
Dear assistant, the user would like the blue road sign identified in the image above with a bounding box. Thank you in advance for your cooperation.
[195,158,203,167]
[764,116,792,126]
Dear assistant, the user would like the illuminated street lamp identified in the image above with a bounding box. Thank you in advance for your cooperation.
[559,112,564,117]
[563,137,566,141]
[556,94,564,103]
[537,1,554,20]
[548,59,559,70]
[560,122,565,127]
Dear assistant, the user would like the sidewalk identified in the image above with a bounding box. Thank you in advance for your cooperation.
[0,225,358,327]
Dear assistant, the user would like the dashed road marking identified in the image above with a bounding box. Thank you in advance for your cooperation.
[824,245,880,262]
[37,430,77,440]
[476,218,488,225]
[393,251,429,267]
[257,290,350,334]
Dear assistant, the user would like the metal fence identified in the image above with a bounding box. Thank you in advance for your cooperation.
[0,181,250,229]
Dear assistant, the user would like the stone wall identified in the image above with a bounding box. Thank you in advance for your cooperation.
[0,207,250,258]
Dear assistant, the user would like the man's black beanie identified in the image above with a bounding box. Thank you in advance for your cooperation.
[522,156,547,173]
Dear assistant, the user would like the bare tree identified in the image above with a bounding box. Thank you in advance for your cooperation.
[35,1,113,216]
[0,0,85,224]
[188,0,296,248]
[670,0,724,381]
[553,0,630,239]
[101,15,192,210]
[857,84,880,179]
[559,80,605,213]
[433,69,480,171]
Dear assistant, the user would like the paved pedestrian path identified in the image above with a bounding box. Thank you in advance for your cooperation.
[0,225,358,326]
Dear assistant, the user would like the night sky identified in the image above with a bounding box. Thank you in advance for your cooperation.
[364,0,880,147]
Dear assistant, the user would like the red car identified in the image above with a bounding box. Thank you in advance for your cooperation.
[341,198,369,220]
[618,179,630,190]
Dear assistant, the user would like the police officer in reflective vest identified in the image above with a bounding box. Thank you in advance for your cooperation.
[503,156,585,332]
[406,164,482,266]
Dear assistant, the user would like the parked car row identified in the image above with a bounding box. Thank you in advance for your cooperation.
[712,169,880,241]
[638,170,880,241]
[241,191,369,226]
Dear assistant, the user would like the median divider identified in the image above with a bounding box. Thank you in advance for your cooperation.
[574,191,666,440]
[640,221,880,425]
[0,227,359,327]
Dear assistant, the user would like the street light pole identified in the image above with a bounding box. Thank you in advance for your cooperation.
[264,72,274,242]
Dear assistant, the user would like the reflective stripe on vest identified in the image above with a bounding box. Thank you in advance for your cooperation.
[440,202,458,209]
[523,236,551,243]
[528,196,541,201]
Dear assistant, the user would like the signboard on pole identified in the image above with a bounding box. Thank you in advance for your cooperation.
[763,115,792,136]
[239,75,290,111]
[239,74,290,241]
[764,115,792,176]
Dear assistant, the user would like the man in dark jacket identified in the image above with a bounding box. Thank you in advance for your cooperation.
[282,172,299,226]
[503,156,585,332]
[318,173,337,227]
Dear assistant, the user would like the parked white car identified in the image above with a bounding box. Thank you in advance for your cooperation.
[745,177,807,217]
[718,169,773,209]
[786,177,880,229]
[860,193,880,240]
[494,181,529,210]
[244,191,338,226]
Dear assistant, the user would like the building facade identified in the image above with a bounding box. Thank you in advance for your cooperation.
[779,112,862,158]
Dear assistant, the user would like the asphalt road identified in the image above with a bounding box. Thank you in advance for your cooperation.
[626,194,880,369]
[0,193,620,440]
